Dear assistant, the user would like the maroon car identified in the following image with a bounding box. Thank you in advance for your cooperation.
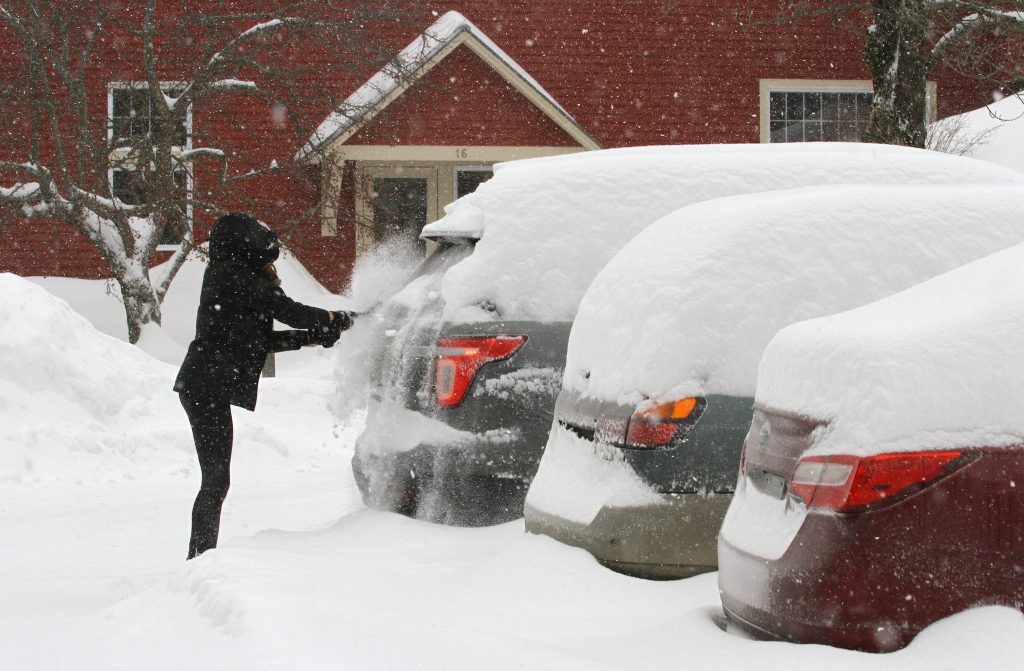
[717,244,1024,653]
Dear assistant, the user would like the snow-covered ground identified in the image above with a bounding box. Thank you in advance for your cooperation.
[3,256,1023,669]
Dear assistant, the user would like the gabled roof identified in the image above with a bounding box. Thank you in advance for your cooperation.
[295,11,599,161]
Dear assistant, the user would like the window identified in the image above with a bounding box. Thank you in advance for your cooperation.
[455,166,493,199]
[760,79,938,144]
[769,90,872,143]
[110,84,189,146]
[108,82,191,247]
[762,80,873,143]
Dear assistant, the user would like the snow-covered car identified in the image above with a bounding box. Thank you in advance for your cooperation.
[718,242,1024,652]
[352,143,1024,526]
[523,180,1024,577]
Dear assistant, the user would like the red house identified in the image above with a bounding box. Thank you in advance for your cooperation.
[0,2,996,293]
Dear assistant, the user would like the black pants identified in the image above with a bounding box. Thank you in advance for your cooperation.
[180,393,233,559]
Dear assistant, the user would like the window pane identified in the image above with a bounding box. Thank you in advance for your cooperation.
[804,93,821,120]
[770,120,786,142]
[372,178,428,255]
[837,94,856,121]
[131,89,150,128]
[785,121,803,142]
[160,170,188,246]
[112,89,131,118]
[456,169,493,198]
[112,169,145,205]
[838,121,860,141]
[112,117,132,141]
[785,92,803,120]
[805,121,822,141]
[769,92,786,121]
[856,93,873,120]
[173,107,189,145]
[821,93,838,121]
[821,120,839,141]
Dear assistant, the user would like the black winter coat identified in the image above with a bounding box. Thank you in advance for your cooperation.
[173,214,332,410]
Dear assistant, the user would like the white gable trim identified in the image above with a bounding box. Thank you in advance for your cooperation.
[296,11,599,162]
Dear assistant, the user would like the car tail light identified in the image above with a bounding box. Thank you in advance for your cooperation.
[434,335,527,407]
[790,451,970,512]
[623,397,706,449]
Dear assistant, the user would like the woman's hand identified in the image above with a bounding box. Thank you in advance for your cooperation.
[330,311,354,332]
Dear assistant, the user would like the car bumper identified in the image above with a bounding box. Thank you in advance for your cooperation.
[352,401,539,525]
[717,516,919,652]
[353,449,529,526]
[718,511,1024,652]
[524,493,731,579]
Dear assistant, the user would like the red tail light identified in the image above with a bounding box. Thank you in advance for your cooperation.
[623,397,705,449]
[434,335,527,407]
[790,451,969,512]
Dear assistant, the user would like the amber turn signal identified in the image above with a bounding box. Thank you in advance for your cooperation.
[633,397,699,421]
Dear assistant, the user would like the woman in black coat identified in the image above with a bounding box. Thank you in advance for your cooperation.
[174,213,350,559]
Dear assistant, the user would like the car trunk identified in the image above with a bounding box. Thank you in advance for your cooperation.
[555,389,751,494]
[362,237,572,485]
[742,406,825,500]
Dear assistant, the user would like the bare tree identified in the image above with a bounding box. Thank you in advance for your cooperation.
[784,1,1024,147]
[0,1,407,343]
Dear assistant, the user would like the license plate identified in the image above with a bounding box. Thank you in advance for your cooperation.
[749,467,787,499]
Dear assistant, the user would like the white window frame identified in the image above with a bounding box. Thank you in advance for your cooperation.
[107,81,193,249]
[759,79,937,143]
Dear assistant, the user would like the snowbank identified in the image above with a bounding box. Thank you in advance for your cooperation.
[563,183,1024,406]
[0,273,346,486]
[933,94,1024,173]
[424,143,1023,324]
[0,273,183,484]
[755,242,1024,456]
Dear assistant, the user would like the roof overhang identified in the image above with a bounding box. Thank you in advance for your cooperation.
[296,11,600,162]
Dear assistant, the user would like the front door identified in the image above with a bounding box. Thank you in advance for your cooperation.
[372,177,429,255]
[357,166,438,257]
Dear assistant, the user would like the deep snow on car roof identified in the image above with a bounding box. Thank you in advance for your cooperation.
[756,241,1024,457]
[420,143,1024,324]
[562,183,1024,406]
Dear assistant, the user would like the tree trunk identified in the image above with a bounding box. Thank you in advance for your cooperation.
[118,270,163,344]
[864,0,931,147]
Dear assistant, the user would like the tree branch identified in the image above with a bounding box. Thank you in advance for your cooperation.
[931,7,1024,69]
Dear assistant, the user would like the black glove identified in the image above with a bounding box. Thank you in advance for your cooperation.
[331,310,355,332]
[312,322,341,348]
